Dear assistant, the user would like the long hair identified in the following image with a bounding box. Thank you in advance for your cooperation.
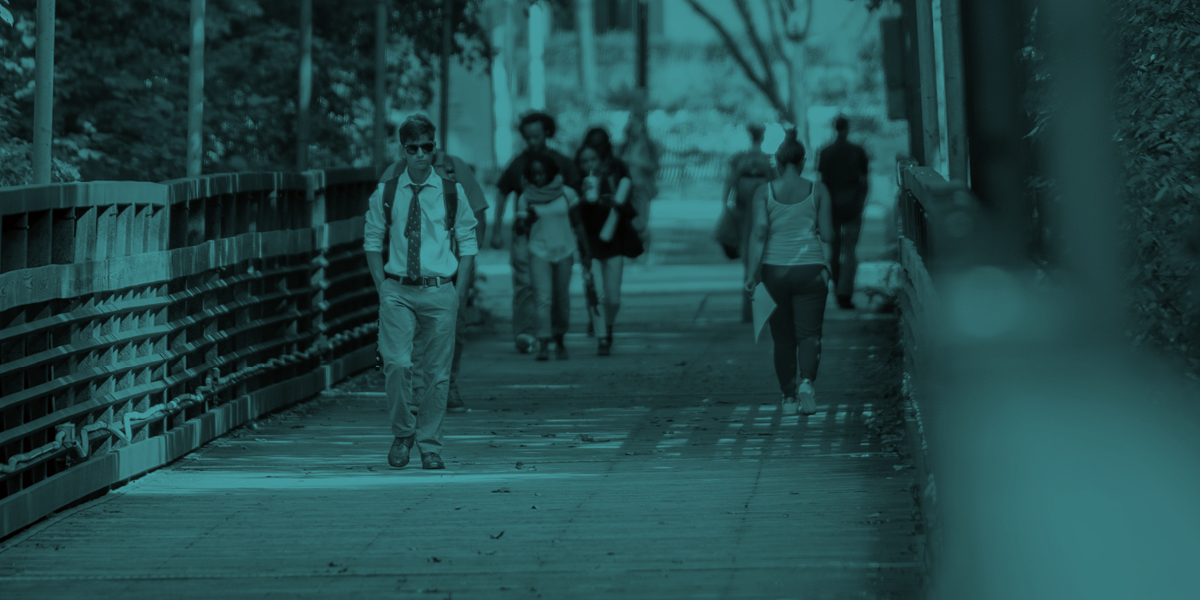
[576,126,618,178]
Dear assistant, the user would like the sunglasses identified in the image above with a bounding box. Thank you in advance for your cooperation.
[404,142,436,155]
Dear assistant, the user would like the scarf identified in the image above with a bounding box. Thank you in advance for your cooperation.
[522,174,565,205]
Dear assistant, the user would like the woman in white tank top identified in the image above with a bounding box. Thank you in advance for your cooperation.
[743,129,834,416]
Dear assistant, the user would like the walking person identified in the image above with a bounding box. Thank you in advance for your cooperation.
[816,115,870,310]
[717,124,776,322]
[514,155,582,361]
[364,116,479,470]
[575,127,644,355]
[493,111,582,353]
[744,129,834,416]
[379,116,488,413]
[618,110,661,253]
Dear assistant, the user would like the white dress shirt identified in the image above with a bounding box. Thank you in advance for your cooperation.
[363,168,479,279]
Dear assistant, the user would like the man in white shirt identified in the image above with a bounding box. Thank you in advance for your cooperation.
[364,116,479,470]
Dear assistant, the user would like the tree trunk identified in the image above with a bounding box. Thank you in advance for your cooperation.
[297,0,312,171]
[373,0,387,175]
[784,38,810,156]
[187,0,205,178]
[576,0,598,107]
[32,0,56,184]
[440,0,452,150]
[529,0,546,110]
[490,0,515,167]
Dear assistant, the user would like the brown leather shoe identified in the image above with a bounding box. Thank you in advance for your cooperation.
[421,452,445,470]
[388,436,414,468]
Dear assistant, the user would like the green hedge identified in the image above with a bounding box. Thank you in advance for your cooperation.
[1115,1,1200,377]
[1027,1,1200,377]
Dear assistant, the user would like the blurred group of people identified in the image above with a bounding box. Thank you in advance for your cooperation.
[363,110,658,470]
[723,115,870,416]
[491,111,657,363]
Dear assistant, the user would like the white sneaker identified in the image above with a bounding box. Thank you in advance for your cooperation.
[781,395,799,416]
[798,379,817,415]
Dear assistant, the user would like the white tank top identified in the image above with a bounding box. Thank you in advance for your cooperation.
[762,181,825,266]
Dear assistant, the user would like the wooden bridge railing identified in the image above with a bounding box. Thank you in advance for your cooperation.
[894,161,988,573]
[0,168,380,538]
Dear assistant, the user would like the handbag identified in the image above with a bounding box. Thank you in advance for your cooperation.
[714,188,743,259]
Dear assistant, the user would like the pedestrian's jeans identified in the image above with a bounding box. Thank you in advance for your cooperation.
[378,278,458,454]
[761,264,828,395]
[510,233,539,345]
[528,253,572,339]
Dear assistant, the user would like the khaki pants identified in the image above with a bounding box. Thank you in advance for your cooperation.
[378,278,458,454]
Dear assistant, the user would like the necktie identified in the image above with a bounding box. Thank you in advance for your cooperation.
[405,183,422,279]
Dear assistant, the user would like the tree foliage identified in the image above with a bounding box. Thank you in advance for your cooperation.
[0,0,489,185]
[681,0,891,130]
[1114,0,1200,376]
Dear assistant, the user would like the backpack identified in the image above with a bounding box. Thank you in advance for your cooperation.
[732,151,775,211]
[380,155,460,262]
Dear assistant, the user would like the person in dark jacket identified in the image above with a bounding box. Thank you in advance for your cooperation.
[816,115,870,310]
[492,111,582,354]
[575,127,643,355]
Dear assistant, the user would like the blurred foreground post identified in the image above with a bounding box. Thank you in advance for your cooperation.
[958,0,1030,263]
[32,0,55,184]
[187,0,205,177]
[374,0,388,173]
[928,1,1200,598]
[297,0,313,171]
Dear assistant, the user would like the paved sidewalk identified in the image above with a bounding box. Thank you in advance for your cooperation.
[0,188,920,599]
[0,284,921,599]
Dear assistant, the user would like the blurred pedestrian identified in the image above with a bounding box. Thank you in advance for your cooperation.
[744,128,834,416]
[618,110,661,251]
[365,115,479,470]
[575,127,644,355]
[379,118,488,413]
[816,115,870,310]
[514,155,582,361]
[493,111,582,353]
[717,123,777,323]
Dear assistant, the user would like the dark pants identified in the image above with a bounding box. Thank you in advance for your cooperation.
[830,188,866,299]
[761,264,828,395]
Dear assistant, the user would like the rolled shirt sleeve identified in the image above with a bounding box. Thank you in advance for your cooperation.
[453,182,479,257]
[363,182,388,253]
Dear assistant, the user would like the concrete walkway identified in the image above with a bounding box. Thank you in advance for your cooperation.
[0,195,922,599]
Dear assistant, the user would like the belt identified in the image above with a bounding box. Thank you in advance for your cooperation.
[387,273,454,287]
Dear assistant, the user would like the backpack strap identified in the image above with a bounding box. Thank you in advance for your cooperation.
[381,176,399,255]
[439,152,460,259]
[441,175,459,260]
